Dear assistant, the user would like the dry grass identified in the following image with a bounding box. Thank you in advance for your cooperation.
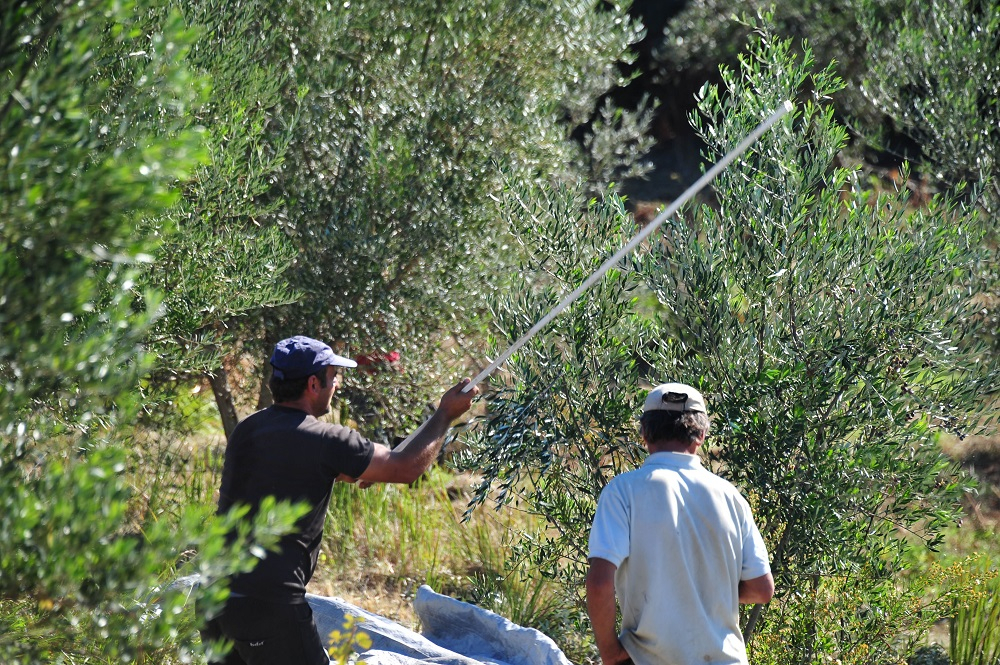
[312,467,542,630]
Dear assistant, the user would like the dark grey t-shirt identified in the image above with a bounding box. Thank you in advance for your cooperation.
[217,405,374,601]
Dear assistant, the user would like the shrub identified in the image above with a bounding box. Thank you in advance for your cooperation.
[0,2,301,661]
[459,19,994,663]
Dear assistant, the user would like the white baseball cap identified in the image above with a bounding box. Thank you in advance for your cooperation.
[643,382,707,414]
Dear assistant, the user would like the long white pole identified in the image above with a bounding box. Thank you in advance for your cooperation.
[395,100,793,451]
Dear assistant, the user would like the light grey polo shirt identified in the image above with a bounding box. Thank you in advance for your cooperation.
[589,451,771,665]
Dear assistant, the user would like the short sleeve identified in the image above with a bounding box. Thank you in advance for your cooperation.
[321,423,375,479]
[740,510,771,581]
[588,481,631,567]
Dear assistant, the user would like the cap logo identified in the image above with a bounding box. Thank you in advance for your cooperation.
[643,382,706,414]
[662,392,689,410]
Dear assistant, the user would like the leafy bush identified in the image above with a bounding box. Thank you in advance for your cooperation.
[0,2,301,662]
[751,563,941,665]
[327,614,373,665]
[460,22,995,663]
[858,0,1000,197]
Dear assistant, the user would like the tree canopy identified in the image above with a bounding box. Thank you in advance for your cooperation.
[2,1,998,663]
[460,22,997,663]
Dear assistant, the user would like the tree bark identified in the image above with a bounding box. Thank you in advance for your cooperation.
[743,602,766,645]
[256,361,273,410]
[210,368,241,439]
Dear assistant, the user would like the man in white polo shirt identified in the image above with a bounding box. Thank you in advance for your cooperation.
[586,382,774,665]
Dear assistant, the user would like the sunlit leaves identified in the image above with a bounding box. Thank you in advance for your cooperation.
[859,0,1000,197]
[269,0,650,439]
[460,23,996,664]
[137,0,301,383]
[1,1,205,430]
[0,2,300,662]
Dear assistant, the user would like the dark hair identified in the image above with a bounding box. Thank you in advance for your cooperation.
[639,410,710,446]
[268,368,327,403]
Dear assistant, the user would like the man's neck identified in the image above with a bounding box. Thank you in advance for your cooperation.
[647,439,699,455]
[274,398,313,415]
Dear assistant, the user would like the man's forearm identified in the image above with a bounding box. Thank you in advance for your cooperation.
[394,408,452,474]
[586,560,629,665]
[356,379,476,486]
[587,592,621,662]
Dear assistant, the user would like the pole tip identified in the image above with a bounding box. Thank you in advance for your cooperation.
[782,99,794,113]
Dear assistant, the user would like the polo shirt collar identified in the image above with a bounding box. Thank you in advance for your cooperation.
[643,451,703,470]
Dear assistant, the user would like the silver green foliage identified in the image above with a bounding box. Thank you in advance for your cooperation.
[459,26,996,663]
[859,0,1000,198]
[264,0,655,438]
[0,2,301,662]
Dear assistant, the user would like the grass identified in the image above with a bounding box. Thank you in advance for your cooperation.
[106,397,1000,665]
[949,557,1000,665]
[898,523,1000,658]
[313,466,567,629]
[309,464,594,661]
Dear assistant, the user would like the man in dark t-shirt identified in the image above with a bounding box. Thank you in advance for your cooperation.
[201,335,477,664]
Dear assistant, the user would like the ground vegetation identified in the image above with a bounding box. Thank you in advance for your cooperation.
[3,1,1000,664]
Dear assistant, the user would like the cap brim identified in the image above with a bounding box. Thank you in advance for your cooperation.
[328,353,358,369]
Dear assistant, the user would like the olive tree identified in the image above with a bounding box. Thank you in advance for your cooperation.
[0,3,299,662]
[858,0,1000,196]
[858,0,1000,346]
[132,0,302,437]
[246,0,655,440]
[459,27,995,663]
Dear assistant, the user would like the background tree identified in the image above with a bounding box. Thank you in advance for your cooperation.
[858,0,1000,198]
[132,0,302,437]
[242,0,657,441]
[649,0,898,118]
[608,0,912,208]
[858,0,1000,334]
[460,24,996,664]
[856,0,1000,525]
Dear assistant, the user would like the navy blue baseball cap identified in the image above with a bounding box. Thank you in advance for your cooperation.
[269,335,357,380]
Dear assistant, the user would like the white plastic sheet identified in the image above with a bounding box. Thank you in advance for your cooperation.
[309,585,572,665]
